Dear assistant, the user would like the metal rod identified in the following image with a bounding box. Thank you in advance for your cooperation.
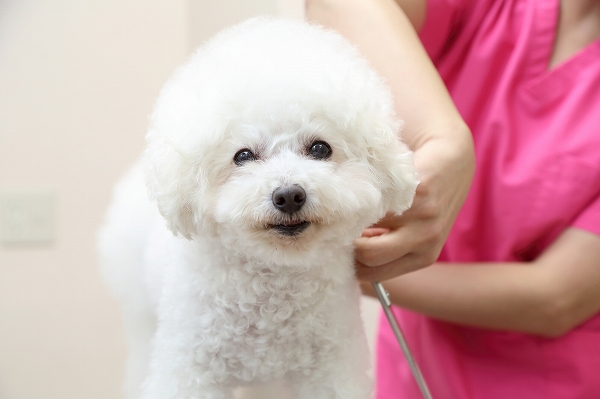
[372,282,434,399]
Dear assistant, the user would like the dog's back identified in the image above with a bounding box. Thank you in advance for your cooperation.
[98,160,159,399]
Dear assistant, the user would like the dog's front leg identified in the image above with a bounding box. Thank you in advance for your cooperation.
[142,374,233,399]
[287,333,372,399]
[140,269,235,399]
[141,338,235,399]
[288,357,372,399]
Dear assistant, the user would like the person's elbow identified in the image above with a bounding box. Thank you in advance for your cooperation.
[535,292,591,338]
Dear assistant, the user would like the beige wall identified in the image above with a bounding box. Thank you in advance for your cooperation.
[0,1,188,398]
[0,1,380,398]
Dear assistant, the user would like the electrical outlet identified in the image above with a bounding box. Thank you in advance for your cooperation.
[0,189,55,245]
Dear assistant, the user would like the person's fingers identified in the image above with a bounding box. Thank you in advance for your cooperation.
[361,227,390,237]
[354,227,416,267]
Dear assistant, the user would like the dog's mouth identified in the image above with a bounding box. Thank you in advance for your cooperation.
[269,220,311,236]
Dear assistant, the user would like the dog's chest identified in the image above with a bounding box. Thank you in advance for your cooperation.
[194,268,341,383]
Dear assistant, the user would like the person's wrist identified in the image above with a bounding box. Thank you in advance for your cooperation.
[413,123,474,179]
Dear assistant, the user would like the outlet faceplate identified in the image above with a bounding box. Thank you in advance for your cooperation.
[0,189,55,245]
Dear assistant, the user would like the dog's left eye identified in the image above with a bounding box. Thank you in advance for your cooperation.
[308,141,332,160]
[234,149,256,165]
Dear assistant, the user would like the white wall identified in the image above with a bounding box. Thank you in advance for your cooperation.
[0,1,381,398]
[188,0,305,47]
[0,2,188,398]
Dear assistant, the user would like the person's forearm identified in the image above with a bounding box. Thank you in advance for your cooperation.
[363,263,580,337]
[360,228,600,337]
[371,263,567,337]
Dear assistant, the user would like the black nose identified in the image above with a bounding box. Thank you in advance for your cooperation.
[272,185,306,214]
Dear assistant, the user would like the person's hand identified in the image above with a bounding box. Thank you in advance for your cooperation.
[355,135,474,282]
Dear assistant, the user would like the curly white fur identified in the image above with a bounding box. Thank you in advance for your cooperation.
[99,17,418,399]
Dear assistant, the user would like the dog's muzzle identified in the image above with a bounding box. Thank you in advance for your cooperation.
[270,185,310,236]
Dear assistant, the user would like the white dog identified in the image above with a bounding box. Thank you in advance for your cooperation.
[99,17,418,399]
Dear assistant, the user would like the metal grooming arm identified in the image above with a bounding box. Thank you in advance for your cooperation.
[372,282,434,399]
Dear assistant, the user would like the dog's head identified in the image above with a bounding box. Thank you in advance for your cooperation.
[146,17,418,265]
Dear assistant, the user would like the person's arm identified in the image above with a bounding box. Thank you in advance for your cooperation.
[361,228,600,337]
[306,0,475,280]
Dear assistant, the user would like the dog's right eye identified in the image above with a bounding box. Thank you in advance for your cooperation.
[234,149,256,165]
[308,141,332,160]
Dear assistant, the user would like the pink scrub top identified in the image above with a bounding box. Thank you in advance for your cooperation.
[376,0,600,398]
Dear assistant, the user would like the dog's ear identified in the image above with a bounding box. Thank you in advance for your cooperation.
[145,138,205,239]
[365,121,419,216]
